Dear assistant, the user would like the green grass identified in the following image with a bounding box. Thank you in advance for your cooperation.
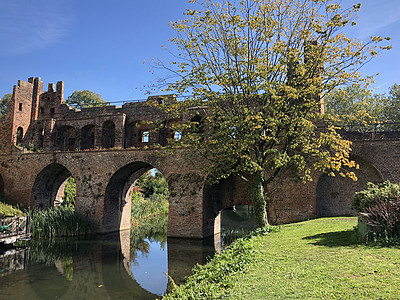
[164,217,400,299]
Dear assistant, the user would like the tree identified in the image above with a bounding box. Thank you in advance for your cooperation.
[324,85,386,130]
[151,0,390,227]
[382,84,400,126]
[0,93,12,117]
[66,90,109,109]
[325,84,400,131]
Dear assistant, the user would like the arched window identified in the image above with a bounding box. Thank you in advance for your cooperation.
[16,127,23,146]
[81,125,95,150]
[38,128,44,149]
[102,121,115,149]
[56,126,76,151]
[124,122,138,148]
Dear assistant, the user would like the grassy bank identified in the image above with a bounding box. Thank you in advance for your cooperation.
[164,217,400,299]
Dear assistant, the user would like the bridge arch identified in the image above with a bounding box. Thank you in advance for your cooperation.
[202,174,250,236]
[316,155,384,217]
[31,163,74,209]
[103,161,168,233]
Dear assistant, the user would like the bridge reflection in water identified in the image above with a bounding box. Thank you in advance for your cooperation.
[0,208,252,300]
[0,205,254,299]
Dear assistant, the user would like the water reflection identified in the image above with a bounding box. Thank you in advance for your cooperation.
[0,205,255,299]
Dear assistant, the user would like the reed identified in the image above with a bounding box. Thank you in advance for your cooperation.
[30,206,94,238]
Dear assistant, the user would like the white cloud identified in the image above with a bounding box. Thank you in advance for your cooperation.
[0,0,73,56]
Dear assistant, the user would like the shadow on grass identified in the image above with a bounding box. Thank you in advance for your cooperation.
[302,229,363,247]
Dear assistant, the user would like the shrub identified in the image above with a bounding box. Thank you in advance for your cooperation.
[362,200,400,242]
[352,181,400,212]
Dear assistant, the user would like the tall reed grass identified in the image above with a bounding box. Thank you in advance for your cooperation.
[30,206,94,238]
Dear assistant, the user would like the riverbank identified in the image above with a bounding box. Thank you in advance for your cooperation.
[164,217,400,299]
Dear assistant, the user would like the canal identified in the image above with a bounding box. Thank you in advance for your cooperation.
[0,205,255,299]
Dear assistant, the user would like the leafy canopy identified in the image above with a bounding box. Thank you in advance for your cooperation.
[66,90,109,109]
[0,93,12,117]
[150,0,390,226]
[325,83,400,131]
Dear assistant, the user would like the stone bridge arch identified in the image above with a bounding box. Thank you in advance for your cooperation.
[31,163,75,209]
[103,160,168,233]
[202,174,250,236]
[316,154,384,217]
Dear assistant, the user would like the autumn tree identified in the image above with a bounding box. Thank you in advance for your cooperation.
[151,0,390,227]
[66,90,109,109]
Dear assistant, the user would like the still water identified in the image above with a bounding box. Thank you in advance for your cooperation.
[0,206,255,299]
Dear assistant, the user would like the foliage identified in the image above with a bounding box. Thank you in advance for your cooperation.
[135,170,169,199]
[66,90,110,109]
[325,83,400,131]
[30,206,94,238]
[325,85,386,130]
[164,218,400,299]
[163,226,278,299]
[151,0,390,227]
[62,177,76,208]
[362,199,400,243]
[131,190,169,223]
[382,83,400,127]
[0,200,24,216]
[0,93,12,117]
[352,181,400,212]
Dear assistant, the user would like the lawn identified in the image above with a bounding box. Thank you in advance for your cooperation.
[164,217,400,299]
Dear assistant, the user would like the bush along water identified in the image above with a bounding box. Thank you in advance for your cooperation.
[352,181,400,243]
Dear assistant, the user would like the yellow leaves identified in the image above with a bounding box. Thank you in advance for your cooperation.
[353,3,361,12]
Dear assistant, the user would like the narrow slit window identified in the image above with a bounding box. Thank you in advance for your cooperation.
[18,103,23,111]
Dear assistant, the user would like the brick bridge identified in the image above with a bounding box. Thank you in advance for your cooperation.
[1,77,400,238]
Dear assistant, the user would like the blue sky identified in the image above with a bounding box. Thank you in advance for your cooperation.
[0,0,399,103]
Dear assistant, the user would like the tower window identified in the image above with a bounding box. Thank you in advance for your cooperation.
[18,103,23,111]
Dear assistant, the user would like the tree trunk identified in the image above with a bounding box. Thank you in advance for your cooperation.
[248,171,269,227]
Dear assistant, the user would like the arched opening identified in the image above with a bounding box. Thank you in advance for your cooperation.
[31,163,76,209]
[124,122,139,148]
[16,127,23,146]
[190,115,204,134]
[103,162,169,233]
[56,126,76,151]
[203,174,254,249]
[102,121,115,149]
[104,163,170,295]
[37,128,44,149]
[80,124,95,150]
[316,155,384,217]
